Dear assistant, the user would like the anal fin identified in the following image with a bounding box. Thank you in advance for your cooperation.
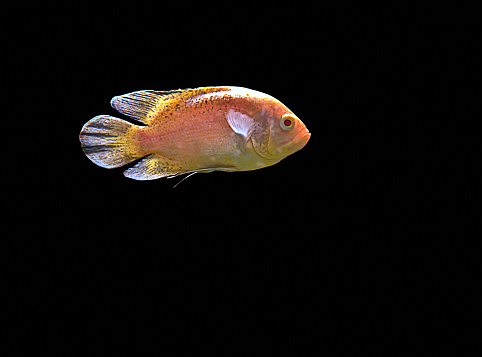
[123,154,184,180]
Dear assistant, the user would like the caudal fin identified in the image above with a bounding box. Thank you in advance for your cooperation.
[79,115,142,168]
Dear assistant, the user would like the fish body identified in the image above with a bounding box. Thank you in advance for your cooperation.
[79,86,310,180]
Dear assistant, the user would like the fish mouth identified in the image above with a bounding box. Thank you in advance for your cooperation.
[296,131,311,149]
[253,130,310,160]
[281,129,311,149]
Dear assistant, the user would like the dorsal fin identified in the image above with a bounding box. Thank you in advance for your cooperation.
[110,87,231,125]
[110,90,182,125]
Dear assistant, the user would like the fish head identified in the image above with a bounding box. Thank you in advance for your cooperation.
[252,110,311,160]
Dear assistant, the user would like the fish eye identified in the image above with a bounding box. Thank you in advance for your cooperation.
[280,114,295,130]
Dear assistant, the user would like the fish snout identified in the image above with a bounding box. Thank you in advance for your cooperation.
[289,127,311,152]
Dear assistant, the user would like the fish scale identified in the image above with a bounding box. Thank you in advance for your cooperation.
[79,86,310,182]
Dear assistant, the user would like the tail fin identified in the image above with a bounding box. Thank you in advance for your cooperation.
[79,115,142,168]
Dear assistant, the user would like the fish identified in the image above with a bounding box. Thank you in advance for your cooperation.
[79,86,311,182]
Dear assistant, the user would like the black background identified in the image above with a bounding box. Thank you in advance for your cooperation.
[7,2,478,354]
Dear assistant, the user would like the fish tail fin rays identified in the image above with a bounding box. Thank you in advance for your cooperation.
[79,115,142,168]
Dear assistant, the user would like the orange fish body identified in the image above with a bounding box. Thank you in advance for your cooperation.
[80,86,310,180]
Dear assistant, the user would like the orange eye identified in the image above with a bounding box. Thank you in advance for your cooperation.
[280,115,295,130]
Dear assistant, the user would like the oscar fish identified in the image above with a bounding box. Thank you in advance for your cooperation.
[79,86,310,182]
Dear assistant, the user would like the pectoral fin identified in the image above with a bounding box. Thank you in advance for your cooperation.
[226,110,255,141]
